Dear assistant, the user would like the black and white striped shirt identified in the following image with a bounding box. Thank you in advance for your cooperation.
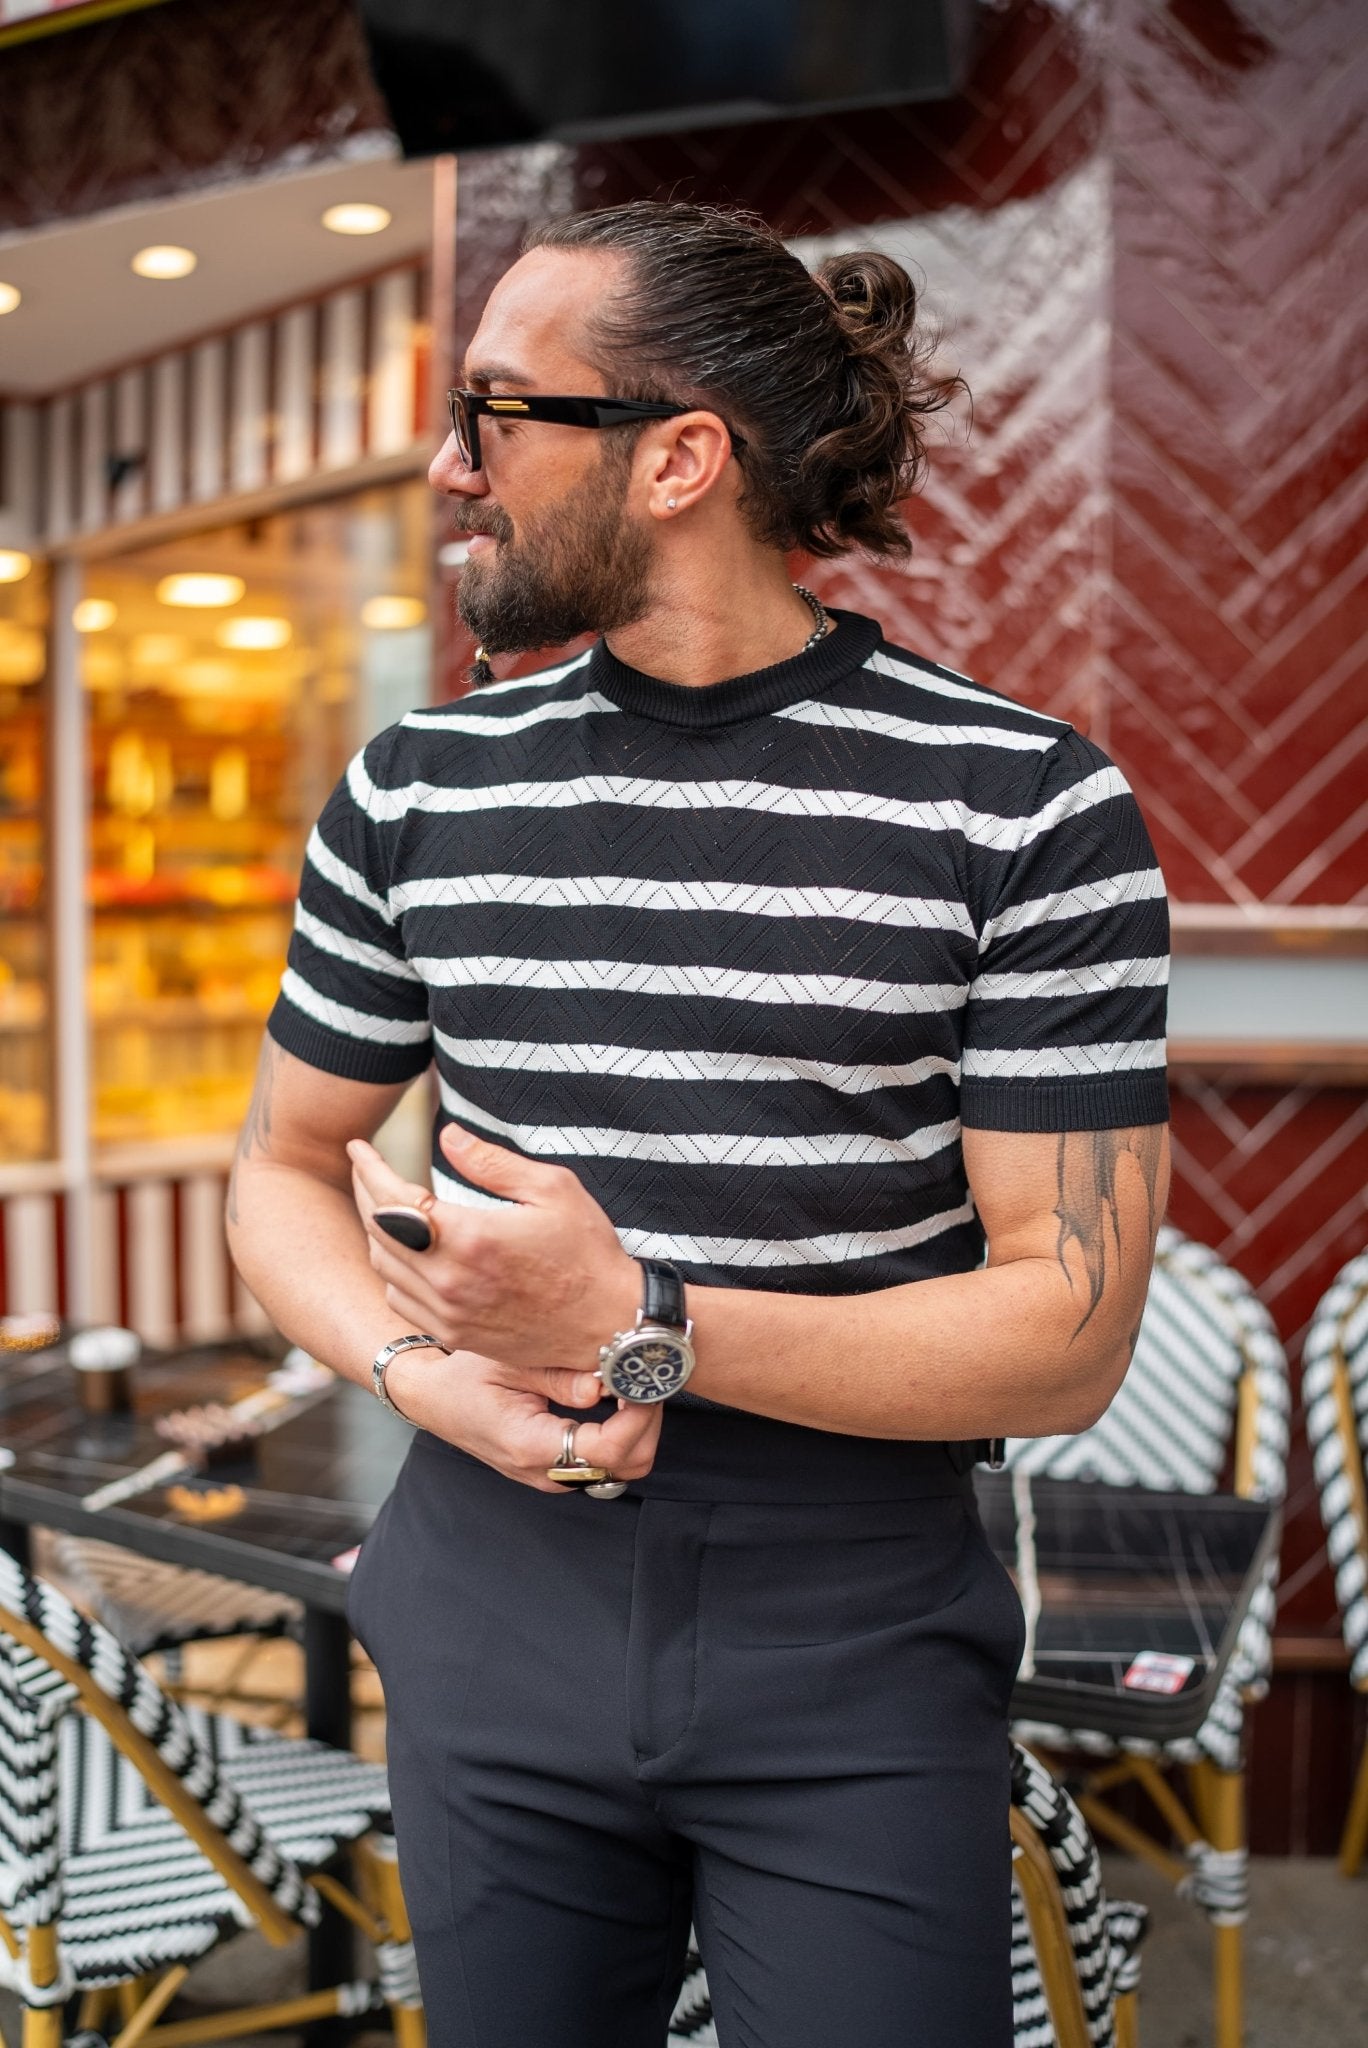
[269,609,1168,1299]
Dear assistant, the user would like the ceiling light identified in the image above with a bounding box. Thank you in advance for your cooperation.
[216,615,292,651]
[74,598,118,633]
[132,244,198,280]
[156,573,244,608]
[130,633,189,669]
[322,203,392,237]
[0,284,20,316]
[361,595,426,630]
[0,550,32,583]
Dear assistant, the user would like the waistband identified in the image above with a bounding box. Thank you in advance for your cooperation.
[610,1399,979,1504]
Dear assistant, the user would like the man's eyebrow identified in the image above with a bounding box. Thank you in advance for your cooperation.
[464,364,535,392]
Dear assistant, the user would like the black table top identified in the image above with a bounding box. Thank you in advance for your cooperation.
[1,1339,1278,1741]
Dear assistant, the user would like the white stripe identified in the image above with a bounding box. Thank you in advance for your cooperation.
[617,1198,978,1269]
[407,650,593,710]
[391,870,974,933]
[304,826,391,921]
[293,903,420,982]
[981,867,1167,943]
[778,699,1055,754]
[411,954,967,1016]
[429,1167,976,1267]
[346,754,1126,852]
[432,1030,960,1096]
[401,690,619,737]
[962,1040,1167,1079]
[279,968,430,1045]
[436,1074,961,1168]
[972,957,1169,1001]
[867,649,1067,724]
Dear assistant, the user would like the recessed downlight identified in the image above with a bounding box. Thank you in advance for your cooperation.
[361,595,426,630]
[156,573,244,608]
[0,550,32,584]
[322,203,392,237]
[217,615,292,651]
[74,598,118,632]
[132,245,198,280]
[0,284,20,316]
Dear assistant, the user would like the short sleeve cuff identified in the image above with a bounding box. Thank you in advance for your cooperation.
[960,1069,1169,1133]
[266,1000,432,1087]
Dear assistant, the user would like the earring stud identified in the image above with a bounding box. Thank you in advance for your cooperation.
[666,498,677,509]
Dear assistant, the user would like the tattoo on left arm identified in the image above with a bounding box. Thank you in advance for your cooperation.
[226,1038,280,1228]
[1053,1125,1165,1339]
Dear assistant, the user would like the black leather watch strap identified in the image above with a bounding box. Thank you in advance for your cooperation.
[639,1258,687,1331]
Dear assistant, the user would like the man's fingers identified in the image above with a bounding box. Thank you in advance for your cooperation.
[439,1122,571,1206]
[348,1139,432,1214]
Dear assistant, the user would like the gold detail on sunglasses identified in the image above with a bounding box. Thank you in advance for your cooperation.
[487,398,531,413]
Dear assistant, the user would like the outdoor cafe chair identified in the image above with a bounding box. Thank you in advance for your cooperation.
[0,1549,424,2048]
[666,1742,1149,2047]
[1003,1224,1290,2048]
[1301,1247,1368,1878]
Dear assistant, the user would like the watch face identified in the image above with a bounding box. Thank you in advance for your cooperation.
[602,1328,695,1404]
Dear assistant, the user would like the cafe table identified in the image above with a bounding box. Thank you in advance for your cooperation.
[0,1335,1281,1755]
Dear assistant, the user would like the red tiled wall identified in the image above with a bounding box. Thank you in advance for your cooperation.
[445,0,1368,1848]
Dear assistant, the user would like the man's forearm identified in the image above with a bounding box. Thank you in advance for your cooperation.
[226,1156,416,1388]
[685,1254,1131,1442]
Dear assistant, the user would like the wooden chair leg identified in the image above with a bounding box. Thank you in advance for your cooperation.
[1114,1988,1141,2048]
[358,1831,427,2048]
[20,1925,64,2048]
[1339,1730,1368,1879]
[1190,1761,1245,2048]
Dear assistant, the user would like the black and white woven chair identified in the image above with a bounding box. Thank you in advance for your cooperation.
[666,1743,1148,2048]
[1004,1224,1290,2048]
[0,1551,424,2048]
[47,1534,302,1721]
[1302,1248,1368,1879]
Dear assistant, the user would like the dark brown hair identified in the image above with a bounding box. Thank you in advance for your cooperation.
[524,200,963,559]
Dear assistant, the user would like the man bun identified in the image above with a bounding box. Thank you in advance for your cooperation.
[527,202,964,561]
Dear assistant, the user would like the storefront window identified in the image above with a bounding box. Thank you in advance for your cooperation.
[81,481,431,1150]
[0,552,52,1163]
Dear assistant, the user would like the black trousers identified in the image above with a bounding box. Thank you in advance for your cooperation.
[348,1427,1025,2048]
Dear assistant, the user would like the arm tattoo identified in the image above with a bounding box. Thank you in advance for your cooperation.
[226,1038,280,1227]
[1054,1126,1165,1340]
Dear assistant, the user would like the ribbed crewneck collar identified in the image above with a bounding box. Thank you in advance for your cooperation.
[586,608,881,729]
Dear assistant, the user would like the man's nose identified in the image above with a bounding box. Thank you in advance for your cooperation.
[429,433,487,499]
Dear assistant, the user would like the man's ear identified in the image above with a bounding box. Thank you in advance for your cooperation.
[641,413,737,520]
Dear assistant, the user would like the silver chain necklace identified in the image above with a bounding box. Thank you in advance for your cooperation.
[794,583,830,653]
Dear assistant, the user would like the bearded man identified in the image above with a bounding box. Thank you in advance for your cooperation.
[228,200,1169,2048]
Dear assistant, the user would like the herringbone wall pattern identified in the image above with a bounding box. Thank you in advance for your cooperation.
[445,0,1368,1845]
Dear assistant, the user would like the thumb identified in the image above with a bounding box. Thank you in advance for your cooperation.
[440,1122,561,1203]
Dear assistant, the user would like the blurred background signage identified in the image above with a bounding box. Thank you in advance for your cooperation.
[357,0,981,154]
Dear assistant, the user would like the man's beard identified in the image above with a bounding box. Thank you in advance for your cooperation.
[455,451,653,668]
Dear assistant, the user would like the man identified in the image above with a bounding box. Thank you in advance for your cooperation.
[228,201,1169,2047]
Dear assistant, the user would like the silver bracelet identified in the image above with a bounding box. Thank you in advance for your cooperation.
[372,1333,445,1420]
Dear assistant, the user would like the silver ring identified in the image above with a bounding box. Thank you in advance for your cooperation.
[560,1422,579,1466]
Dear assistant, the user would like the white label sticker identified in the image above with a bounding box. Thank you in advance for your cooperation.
[1123,1651,1196,1695]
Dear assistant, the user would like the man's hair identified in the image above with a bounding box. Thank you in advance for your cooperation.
[524,200,962,559]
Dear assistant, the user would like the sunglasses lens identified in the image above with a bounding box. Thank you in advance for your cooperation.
[448,394,472,467]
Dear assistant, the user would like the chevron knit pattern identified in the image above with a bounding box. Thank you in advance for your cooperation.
[50,1534,302,1657]
[666,1745,1147,2047]
[1303,1252,1368,1690]
[1008,1225,1289,1773]
[0,1556,393,2001]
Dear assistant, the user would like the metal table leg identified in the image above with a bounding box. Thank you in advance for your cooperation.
[304,1604,357,2045]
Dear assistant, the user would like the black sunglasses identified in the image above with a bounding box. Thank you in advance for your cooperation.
[446,388,746,472]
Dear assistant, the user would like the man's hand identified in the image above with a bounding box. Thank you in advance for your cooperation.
[348,1123,641,1378]
[384,1344,663,1494]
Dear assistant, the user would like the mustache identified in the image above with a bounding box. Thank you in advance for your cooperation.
[451,508,514,543]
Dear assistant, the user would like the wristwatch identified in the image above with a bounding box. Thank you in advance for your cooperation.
[372,1333,445,1420]
[597,1260,696,1404]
